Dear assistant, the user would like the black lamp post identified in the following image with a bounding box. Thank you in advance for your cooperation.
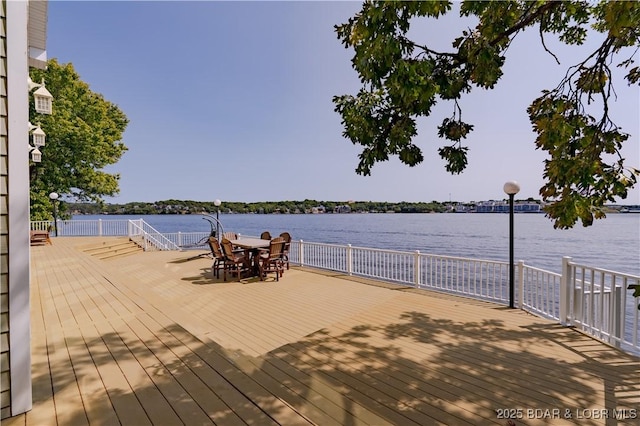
[49,192,59,237]
[503,181,520,308]
[214,199,221,240]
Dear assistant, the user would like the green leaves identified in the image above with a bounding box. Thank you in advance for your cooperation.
[335,0,639,229]
[29,60,129,220]
[438,146,469,175]
[333,89,422,176]
[529,91,636,228]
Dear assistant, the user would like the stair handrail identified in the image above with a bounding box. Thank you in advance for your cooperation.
[127,219,181,251]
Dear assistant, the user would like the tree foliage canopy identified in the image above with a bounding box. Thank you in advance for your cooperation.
[333,0,639,228]
[29,60,129,220]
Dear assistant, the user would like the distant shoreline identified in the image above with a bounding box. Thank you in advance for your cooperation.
[66,198,636,216]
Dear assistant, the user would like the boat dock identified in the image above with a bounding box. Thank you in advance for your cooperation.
[6,237,639,425]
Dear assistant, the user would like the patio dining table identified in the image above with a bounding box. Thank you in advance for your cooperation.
[229,238,271,276]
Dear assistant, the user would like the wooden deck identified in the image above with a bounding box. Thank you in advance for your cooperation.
[6,237,640,425]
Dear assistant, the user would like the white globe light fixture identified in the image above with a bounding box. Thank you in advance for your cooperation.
[213,199,222,239]
[49,192,59,237]
[503,181,521,196]
[503,181,520,308]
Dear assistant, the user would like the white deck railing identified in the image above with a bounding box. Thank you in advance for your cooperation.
[127,219,181,251]
[32,219,180,251]
[30,220,639,355]
[562,259,639,354]
[289,240,639,356]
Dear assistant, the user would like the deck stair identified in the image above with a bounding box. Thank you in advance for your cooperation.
[81,237,143,260]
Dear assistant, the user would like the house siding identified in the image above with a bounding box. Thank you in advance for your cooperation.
[0,0,10,418]
[1,0,46,418]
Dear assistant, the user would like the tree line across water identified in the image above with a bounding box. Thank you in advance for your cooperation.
[69,199,452,215]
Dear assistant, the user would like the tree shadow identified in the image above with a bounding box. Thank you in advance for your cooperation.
[24,306,640,426]
[22,255,640,426]
[263,310,640,425]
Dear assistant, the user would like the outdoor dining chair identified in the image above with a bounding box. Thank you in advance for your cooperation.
[223,231,238,240]
[279,232,291,270]
[260,231,271,240]
[207,237,226,279]
[220,238,250,281]
[257,237,286,281]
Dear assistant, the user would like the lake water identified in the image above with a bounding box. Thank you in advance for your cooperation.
[73,213,640,276]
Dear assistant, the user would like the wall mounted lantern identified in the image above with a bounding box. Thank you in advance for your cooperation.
[29,122,46,147]
[28,77,53,115]
[30,147,42,163]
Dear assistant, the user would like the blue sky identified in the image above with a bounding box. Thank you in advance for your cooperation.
[47,1,639,204]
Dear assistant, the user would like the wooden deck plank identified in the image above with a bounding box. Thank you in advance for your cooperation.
[9,238,638,426]
[329,294,629,403]
[61,324,121,426]
[108,320,212,425]
[128,316,249,425]
[134,313,291,425]
[108,316,215,425]
[91,318,186,426]
[47,328,89,426]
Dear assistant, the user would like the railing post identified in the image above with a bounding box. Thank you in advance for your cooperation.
[517,260,525,309]
[347,244,353,276]
[299,240,304,267]
[611,279,622,348]
[414,250,421,288]
[560,256,573,326]
[178,232,182,247]
[98,219,103,236]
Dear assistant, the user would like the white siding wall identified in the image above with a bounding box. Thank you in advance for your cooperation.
[2,0,34,418]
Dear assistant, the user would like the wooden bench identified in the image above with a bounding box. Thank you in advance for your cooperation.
[30,230,51,246]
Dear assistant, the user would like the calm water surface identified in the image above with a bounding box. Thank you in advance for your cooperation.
[74,213,640,275]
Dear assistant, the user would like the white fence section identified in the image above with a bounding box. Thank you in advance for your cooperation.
[288,239,639,356]
[562,258,639,354]
[30,220,639,355]
[31,219,181,251]
[127,219,181,251]
[163,232,211,250]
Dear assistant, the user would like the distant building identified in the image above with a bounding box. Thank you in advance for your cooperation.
[334,204,351,213]
[476,201,509,213]
[515,202,542,213]
[476,200,542,213]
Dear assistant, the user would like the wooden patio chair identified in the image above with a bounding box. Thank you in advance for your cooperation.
[222,231,238,240]
[260,231,271,240]
[207,237,226,279]
[220,238,250,281]
[30,230,51,246]
[279,232,291,270]
[257,237,286,281]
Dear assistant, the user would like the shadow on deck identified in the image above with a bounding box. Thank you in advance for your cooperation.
[7,237,639,425]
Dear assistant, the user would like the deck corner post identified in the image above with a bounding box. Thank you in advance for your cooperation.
[560,256,573,326]
[98,218,103,236]
[517,260,525,308]
[414,250,421,288]
[299,240,304,267]
[347,244,353,276]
